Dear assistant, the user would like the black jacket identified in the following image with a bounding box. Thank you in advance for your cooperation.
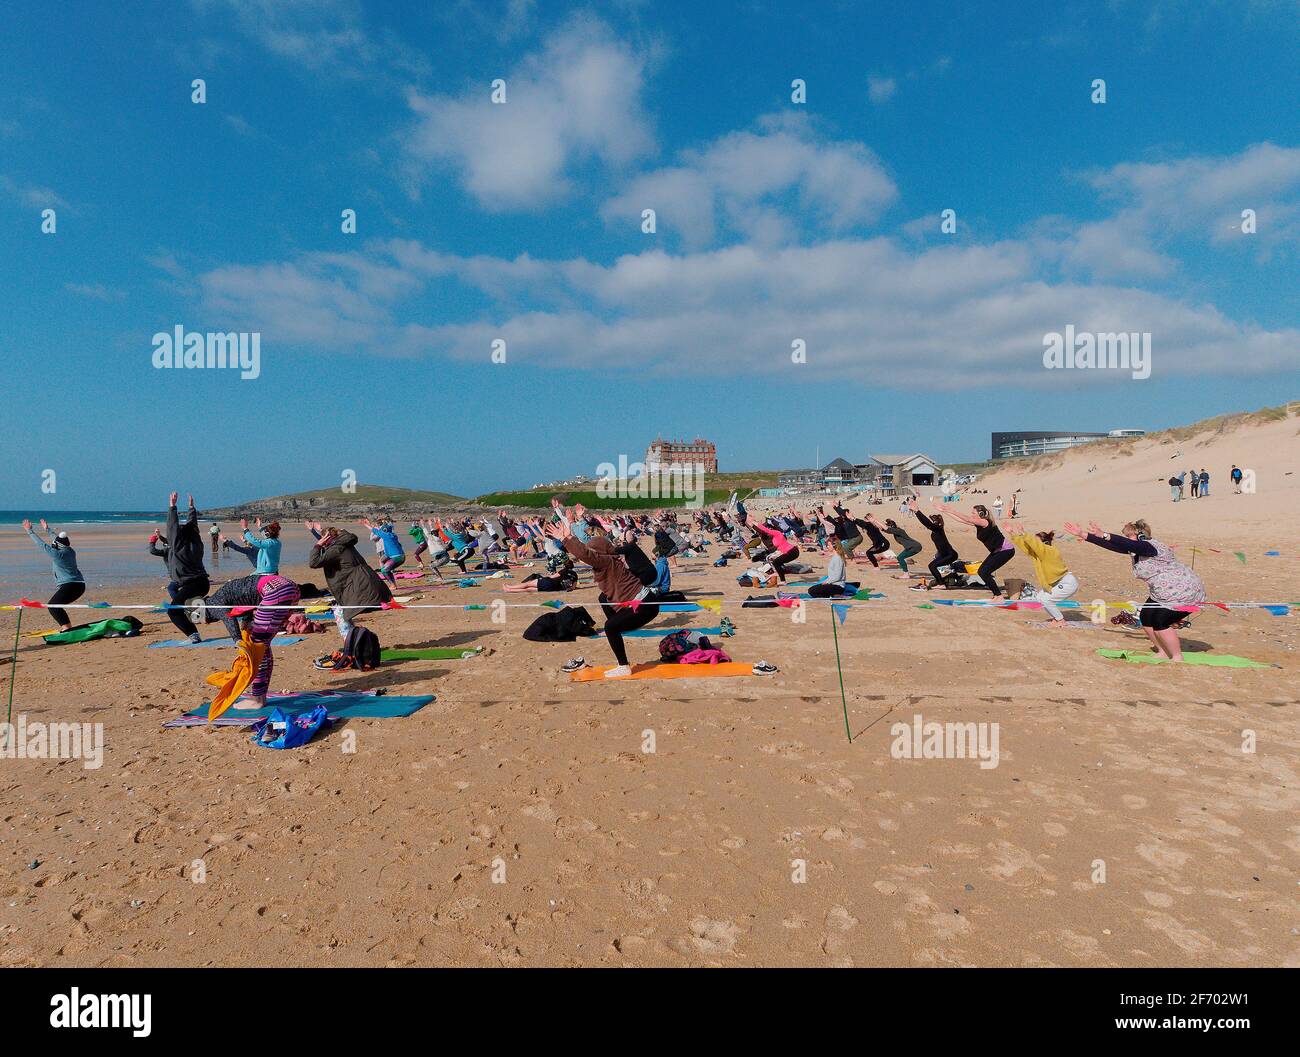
[165,505,208,581]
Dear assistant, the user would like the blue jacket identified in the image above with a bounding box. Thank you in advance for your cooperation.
[651,556,671,594]
[29,528,84,584]
[242,531,282,574]
[371,525,404,559]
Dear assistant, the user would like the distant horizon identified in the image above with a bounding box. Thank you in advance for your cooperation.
[0,396,1273,512]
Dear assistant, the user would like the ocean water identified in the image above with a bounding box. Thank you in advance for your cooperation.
[0,523,337,599]
[0,510,163,525]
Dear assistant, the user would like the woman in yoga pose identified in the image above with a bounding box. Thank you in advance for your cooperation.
[752,521,801,582]
[546,504,658,679]
[1004,518,1077,623]
[306,523,393,645]
[945,503,1017,597]
[159,492,210,643]
[235,518,281,574]
[907,497,958,591]
[856,513,891,568]
[882,517,923,578]
[362,518,406,586]
[1064,517,1205,660]
[23,518,85,632]
[233,573,302,709]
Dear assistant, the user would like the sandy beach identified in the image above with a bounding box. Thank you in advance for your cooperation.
[1,416,1297,968]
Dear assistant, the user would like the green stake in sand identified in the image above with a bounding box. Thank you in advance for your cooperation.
[829,603,851,743]
[4,609,21,751]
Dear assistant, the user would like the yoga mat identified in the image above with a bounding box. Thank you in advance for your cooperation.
[570,662,753,682]
[149,636,305,649]
[587,626,724,639]
[1096,649,1275,669]
[174,692,435,725]
[380,646,483,660]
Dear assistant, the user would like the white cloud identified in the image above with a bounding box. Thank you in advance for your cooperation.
[193,0,429,81]
[867,75,897,104]
[1,175,68,209]
[401,17,654,209]
[65,282,125,301]
[602,113,897,247]
[193,231,1298,388]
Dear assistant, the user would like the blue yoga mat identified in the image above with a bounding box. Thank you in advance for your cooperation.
[589,626,724,639]
[179,692,434,723]
[149,636,306,649]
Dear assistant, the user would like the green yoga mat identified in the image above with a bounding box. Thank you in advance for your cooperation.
[380,646,483,661]
[1096,649,1274,669]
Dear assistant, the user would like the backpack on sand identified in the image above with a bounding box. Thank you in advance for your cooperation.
[343,625,381,670]
[659,629,712,663]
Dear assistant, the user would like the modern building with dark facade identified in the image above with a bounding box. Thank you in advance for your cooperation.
[991,429,1144,460]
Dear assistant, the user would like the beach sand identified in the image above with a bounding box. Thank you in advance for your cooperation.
[2,418,1298,967]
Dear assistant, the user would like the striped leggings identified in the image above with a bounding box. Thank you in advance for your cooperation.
[249,576,301,697]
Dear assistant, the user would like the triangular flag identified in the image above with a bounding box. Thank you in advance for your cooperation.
[916,603,935,609]
[832,603,850,625]
[695,599,723,613]
[1234,551,1247,564]
[540,599,564,609]
[381,600,406,610]
[1263,604,1289,616]
[18,599,44,608]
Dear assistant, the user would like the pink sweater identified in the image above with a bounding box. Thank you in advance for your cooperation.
[755,523,794,555]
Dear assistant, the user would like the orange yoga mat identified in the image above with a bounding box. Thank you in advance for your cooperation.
[570,662,754,682]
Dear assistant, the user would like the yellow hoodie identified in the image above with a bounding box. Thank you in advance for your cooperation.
[1010,533,1069,589]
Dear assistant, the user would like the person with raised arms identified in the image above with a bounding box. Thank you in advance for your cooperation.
[1003,517,1077,624]
[546,502,659,679]
[161,492,210,644]
[23,518,85,633]
[1064,517,1205,661]
[944,502,1018,598]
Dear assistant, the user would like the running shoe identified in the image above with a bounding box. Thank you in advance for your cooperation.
[752,661,779,676]
[560,656,587,673]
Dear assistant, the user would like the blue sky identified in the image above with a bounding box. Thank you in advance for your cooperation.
[1,0,1297,508]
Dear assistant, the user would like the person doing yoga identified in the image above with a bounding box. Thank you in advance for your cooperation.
[159,493,210,643]
[546,505,659,679]
[1064,517,1206,661]
[1004,518,1078,623]
[23,518,85,632]
[945,503,1017,597]
[882,517,923,578]
[907,497,959,590]
[752,521,800,582]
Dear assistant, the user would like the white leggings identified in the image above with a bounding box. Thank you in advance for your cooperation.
[1033,572,1079,620]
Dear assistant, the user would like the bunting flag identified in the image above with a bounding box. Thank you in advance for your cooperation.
[381,600,407,610]
[540,599,564,609]
[832,603,850,625]
[1234,552,1247,564]
[1263,605,1289,616]
[1265,551,1281,556]
[695,599,723,613]
[18,599,45,608]
[463,604,486,611]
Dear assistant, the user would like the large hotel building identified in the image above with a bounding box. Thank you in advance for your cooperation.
[645,437,718,473]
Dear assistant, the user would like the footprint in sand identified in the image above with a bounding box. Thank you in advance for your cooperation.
[759,741,806,759]
[1136,842,1190,873]
[670,916,739,958]
[820,905,859,966]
